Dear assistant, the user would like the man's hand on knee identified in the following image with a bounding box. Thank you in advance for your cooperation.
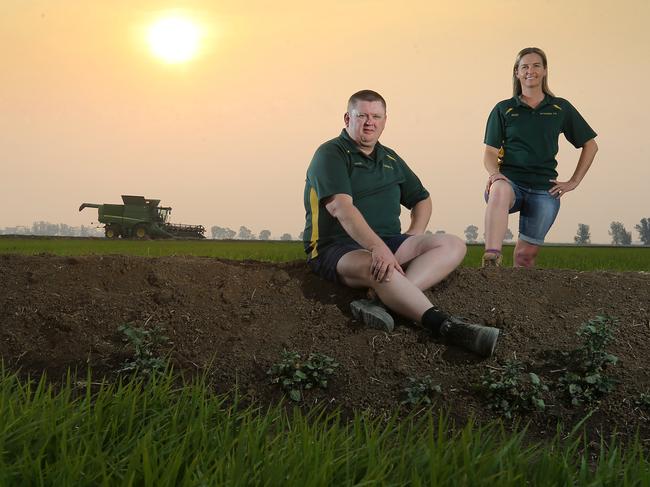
[369,243,404,282]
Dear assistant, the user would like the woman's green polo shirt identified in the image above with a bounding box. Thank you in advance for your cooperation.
[303,130,429,259]
[484,95,597,190]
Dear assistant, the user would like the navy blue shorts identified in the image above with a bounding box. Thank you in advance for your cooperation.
[307,234,411,283]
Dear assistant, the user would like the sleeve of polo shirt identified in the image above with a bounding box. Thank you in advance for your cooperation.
[306,144,352,201]
[483,104,504,149]
[398,158,430,209]
[562,100,597,148]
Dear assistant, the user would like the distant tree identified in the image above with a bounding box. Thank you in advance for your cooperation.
[82,225,103,237]
[211,226,230,239]
[298,231,304,240]
[280,233,292,241]
[259,229,271,240]
[4,226,30,235]
[464,225,479,243]
[609,221,632,245]
[59,224,76,236]
[504,228,514,241]
[635,218,650,245]
[574,223,591,245]
[238,226,255,240]
[32,221,47,235]
[425,230,433,235]
[211,226,236,239]
[435,230,446,235]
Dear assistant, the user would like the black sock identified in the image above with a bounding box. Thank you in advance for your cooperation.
[421,307,449,338]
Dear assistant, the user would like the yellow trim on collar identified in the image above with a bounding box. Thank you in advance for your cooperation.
[309,187,320,259]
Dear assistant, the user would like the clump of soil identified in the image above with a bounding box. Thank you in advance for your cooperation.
[1,253,649,440]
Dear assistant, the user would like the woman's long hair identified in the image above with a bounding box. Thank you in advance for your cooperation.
[512,47,554,97]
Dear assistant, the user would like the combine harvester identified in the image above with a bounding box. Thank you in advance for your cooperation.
[79,195,205,239]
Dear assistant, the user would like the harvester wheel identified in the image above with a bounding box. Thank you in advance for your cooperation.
[134,225,148,239]
[105,225,120,239]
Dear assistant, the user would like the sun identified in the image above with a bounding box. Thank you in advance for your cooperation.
[147,16,201,64]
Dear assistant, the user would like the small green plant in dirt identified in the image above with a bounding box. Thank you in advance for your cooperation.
[401,375,442,406]
[118,323,170,376]
[559,316,618,406]
[481,360,548,419]
[267,350,339,401]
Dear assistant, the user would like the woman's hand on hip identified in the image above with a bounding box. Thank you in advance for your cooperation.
[549,179,579,198]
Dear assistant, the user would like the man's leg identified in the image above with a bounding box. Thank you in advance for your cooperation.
[513,239,540,267]
[338,249,499,357]
[393,233,466,291]
[338,250,432,322]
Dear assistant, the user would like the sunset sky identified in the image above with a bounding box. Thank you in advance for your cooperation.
[2,0,649,243]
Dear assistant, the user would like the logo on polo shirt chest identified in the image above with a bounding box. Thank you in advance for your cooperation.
[505,108,519,117]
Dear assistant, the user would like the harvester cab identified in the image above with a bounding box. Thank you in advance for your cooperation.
[79,195,205,239]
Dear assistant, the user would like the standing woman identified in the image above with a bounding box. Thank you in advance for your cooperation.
[482,47,598,267]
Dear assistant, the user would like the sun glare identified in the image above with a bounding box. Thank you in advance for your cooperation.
[147,16,201,64]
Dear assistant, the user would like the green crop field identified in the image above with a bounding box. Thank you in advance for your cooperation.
[1,237,649,271]
[1,368,649,486]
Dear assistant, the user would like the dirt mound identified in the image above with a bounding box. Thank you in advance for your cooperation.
[1,254,649,439]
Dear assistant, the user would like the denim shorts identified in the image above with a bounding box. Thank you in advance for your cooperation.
[307,234,411,283]
[485,180,560,246]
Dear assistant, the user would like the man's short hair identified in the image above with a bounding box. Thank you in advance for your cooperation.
[347,90,386,112]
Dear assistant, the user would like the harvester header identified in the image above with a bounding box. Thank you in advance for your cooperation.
[79,195,205,239]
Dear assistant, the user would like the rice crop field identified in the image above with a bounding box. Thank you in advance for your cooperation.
[2,369,649,486]
[0,237,648,271]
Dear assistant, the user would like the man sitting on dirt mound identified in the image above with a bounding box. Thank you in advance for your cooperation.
[302,89,500,357]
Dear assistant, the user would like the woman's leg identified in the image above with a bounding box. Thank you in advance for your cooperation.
[513,239,540,267]
[515,188,561,267]
[483,180,515,263]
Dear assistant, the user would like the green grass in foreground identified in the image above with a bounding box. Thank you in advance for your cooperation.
[1,237,649,271]
[1,369,649,486]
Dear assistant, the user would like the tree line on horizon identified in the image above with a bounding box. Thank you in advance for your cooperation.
[0,222,103,238]
[462,219,650,246]
[1,219,648,246]
[210,226,298,241]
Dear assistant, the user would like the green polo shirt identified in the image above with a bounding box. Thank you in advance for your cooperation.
[484,95,597,190]
[303,129,429,259]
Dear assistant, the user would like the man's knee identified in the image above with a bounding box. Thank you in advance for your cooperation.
[436,234,467,261]
[410,234,465,269]
[336,250,373,286]
[450,234,467,258]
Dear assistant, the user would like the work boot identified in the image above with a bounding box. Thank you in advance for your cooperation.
[481,251,502,268]
[440,316,499,357]
[350,299,394,332]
